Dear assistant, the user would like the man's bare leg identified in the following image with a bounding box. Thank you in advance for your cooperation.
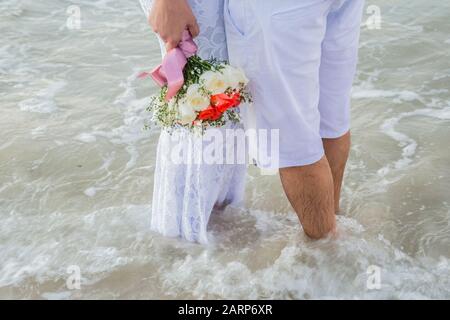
[279,156,336,239]
[322,131,351,214]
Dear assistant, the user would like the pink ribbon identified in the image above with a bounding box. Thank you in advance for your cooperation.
[139,30,198,101]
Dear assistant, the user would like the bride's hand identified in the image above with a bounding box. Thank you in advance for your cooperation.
[149,0,200,51]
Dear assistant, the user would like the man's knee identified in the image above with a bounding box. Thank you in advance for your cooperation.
[279,156,336,240]
[303,222,336,240]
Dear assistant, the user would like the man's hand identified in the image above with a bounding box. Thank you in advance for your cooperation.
[149,0,199,51]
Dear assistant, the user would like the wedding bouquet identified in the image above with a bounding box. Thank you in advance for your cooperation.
[141,31,251,133]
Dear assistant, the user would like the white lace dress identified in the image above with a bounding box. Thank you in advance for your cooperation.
[140,0,247,244]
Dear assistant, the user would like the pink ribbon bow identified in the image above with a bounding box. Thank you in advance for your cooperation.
[139,30,198,101]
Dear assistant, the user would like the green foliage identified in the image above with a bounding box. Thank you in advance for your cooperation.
[177,55,225,99]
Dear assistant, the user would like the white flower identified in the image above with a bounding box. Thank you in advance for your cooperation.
[178,99,197,125]
[167,98,177,111]
[222,65,249,89]
[200,70,229,94]
[185,84,210,111]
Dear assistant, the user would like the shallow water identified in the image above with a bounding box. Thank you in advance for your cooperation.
[0,0,449,299]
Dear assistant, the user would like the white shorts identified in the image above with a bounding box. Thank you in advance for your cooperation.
[225,0,365,168]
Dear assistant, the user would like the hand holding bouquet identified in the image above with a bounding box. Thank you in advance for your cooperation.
[141,31,251,133]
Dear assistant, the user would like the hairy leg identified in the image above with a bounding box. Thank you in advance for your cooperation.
[322,131,351,214]
[279,156,336,239]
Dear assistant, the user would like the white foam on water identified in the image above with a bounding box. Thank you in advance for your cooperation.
[72,69,156,198]
[0,1,24,18]
[125,145,140,170]
[75,133,97,143]
[0,188,449,299]
[31,126,47,139]
[91,69,154,146]
[84,187,97,197]
[18,81,66,114]
[158,209,450,299]
[0,205,148,288]
[352,89,422,103]
[352,67,450,191]
[41,291,72,300]
[378,106,450,177]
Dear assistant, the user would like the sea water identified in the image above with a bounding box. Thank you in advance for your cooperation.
[0,0,449,299]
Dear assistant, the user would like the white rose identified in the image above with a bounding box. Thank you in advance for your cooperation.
[185,84,210,111]
[222,65,249,89]
[200,70,229,94]
[178,99,197,125]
